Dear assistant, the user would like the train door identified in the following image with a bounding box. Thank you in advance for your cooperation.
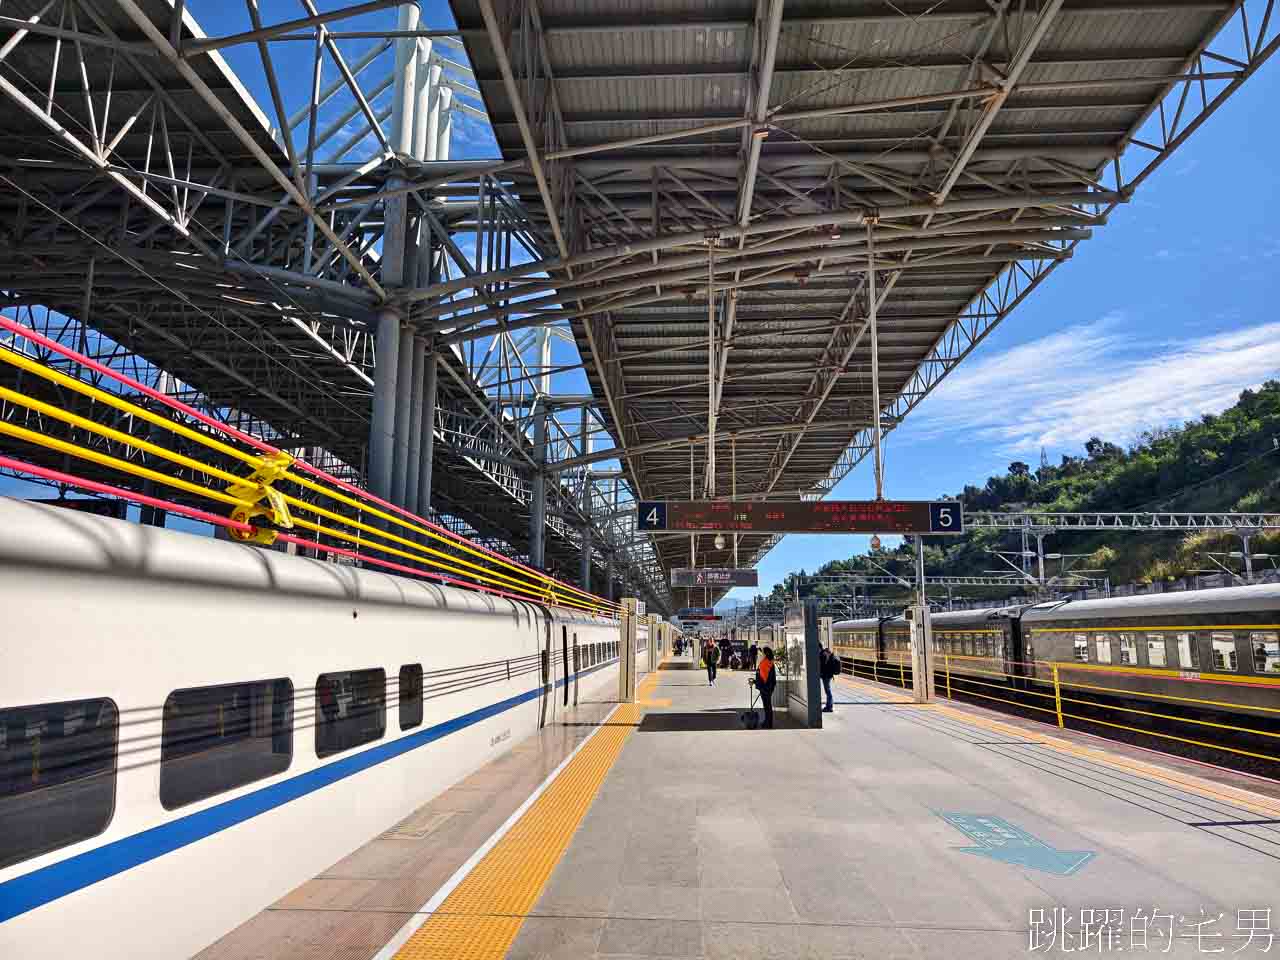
[562,626,570,707]
[1003,616,1028,689]
[573,633,579,706]
[540,610,551,729]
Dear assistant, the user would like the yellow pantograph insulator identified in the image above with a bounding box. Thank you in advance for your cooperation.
[225,452,296,545]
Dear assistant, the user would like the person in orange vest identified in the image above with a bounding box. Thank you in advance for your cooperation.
[753,646,777,729]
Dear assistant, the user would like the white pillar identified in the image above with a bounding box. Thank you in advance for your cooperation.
[437,86,453,161]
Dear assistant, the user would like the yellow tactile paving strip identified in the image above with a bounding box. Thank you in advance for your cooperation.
[393,671,659,959]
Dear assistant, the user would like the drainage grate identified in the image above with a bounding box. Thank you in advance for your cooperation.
[382,810,457,841]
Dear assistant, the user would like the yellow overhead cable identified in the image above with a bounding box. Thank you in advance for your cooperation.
[0,344,262,469]
[280,494,588,608]
[0,419,249,509]
[0,384,247,488]
[283,468,617,609]
[0,404,600,611]
[288,516,599,613]
[0,348,616,611]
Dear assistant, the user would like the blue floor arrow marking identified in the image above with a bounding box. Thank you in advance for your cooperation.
[939,812,1095,877]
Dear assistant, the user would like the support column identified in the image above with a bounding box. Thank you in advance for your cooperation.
[579,411,592,592]
[369,309,401,499]
[530,402,547,569]
[867,219,884,500]
[911,535,934,703]
[606,554,615,601]
[370,3,419,502]
[390,324,415,506]
[437,87,453,160]
[404,336,427,516]
[417,344,438,517]
[425,61,444,162]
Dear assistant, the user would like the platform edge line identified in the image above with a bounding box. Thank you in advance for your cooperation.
[369,702,621,960]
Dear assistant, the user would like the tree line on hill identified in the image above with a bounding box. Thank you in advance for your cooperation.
[758,381,1280,606]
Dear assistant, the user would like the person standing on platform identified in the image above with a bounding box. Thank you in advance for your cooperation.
[705,638,719,686]
[754,646,776,729]
[820,646,840,713]
[748,642,758,670]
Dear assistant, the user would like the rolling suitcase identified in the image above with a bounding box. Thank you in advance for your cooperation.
[740,678,760,729]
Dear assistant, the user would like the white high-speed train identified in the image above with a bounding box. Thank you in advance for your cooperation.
[0,496,635,959]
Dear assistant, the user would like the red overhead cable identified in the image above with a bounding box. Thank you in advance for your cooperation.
[273,533,606,613]
[0,454,612,615]
[0,314,613,606]
[0,454,256,533]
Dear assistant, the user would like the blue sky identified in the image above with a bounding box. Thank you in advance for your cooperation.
[4,3,1279,603]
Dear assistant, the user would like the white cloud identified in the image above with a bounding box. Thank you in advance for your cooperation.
[908,313,1280,456]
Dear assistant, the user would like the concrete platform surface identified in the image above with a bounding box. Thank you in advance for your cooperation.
[507,658,1280,959]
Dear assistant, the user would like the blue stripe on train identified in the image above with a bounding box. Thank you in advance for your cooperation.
[0,657,619,923]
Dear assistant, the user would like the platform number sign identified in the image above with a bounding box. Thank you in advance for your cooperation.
[928,501,963,535]
[637,501,667,531]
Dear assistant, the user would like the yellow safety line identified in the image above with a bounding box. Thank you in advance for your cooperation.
[839,673,1280,818]
[930,703,1280,820]
[393,688,653,959]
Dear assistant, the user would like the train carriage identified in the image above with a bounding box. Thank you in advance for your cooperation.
[1021,585,1280,719]
[0,498,630,960]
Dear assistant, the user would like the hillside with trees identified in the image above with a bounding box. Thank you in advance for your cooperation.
[759,381,1280,606]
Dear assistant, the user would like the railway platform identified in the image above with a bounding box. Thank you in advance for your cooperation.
[204,654,1280,959]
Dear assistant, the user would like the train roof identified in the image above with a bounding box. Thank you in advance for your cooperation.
[831,618,882,631]
[929,606,1026,629]
[1020,583,1280,624]
[0,496,613,625]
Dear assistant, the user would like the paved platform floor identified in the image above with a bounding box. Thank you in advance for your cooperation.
[197,653,1280,960]
[197,692,622,960]
[506,657,1280,959]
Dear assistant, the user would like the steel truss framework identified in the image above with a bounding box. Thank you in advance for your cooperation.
[448,0,1279,602]
[2,0,1277,615]
[0,0,671,610]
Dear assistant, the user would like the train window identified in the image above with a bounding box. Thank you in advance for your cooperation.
[1211,634,1238,672]
[1172,633,1194,669]
[400,665,423,731]
[1145,635,1168,667]
[315,669,386,758]
[0,698,118,870]
[161,680,292,810]
[1251,633,1280,674]
[1118,635,1136,666]
[1073,635,1089,662]
[1094,637,1112,664]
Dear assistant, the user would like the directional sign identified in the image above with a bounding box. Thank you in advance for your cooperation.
[939,813,1094,877]
[677,607,715,618]
[671,568,759,588]
[679,615,722,622]
[637,500,963,535]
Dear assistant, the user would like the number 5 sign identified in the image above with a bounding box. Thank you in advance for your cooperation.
[928,501,964,534]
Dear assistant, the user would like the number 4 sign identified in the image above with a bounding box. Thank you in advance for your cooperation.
[637,501,667,531]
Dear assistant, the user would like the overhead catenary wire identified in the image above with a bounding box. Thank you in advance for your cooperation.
[0,315,620,614]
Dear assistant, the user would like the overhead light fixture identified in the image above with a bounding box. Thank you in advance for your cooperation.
[714,534,726,550]
[830,225,842,241]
